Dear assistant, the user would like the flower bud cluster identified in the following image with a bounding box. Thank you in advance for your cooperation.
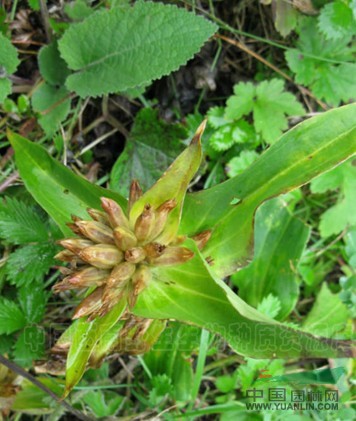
[53,181,210,320]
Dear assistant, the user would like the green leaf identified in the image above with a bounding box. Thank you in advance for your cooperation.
[0,33,20,75]
[28,0,40,11]
[64,299,126,396]
[232,198,310,320]
[0,298,26,334]
[58,2,217,97]
[13,325,45,367]
[274,0,297,37]
[285,17,356,105]
[257,294,282,320]
[181,104,356,277]
[18,281,47,323]
[303,283,349,337]
[0,33,19,103]
[226,150,259,178]
[110,108,186,196]
[82,391,123,418]
[225,79,305,143]
[311,159,356,237]
[8,131,127,236]
[129,121,204,245]
[38,40,71,86]
[6,242,58,287]
[318,1,355,41]
[0,78,11,104]
[134,241,352,359]
[0,197,49,244]
[64,0,94,21]
[31,83,71,135]
[209,120,256,152]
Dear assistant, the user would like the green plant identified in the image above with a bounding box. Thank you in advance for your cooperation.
[7,102,355,395]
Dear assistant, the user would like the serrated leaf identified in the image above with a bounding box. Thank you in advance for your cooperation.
[0,197,49,244]
[0,33,20,75]
[318,1,355,41]
[226,150,259,178]
[303,283,349,337]
[32,83,71,135]
[18,282,47,323]
[207,106,228,128]
[225,79,305,143]
[6,242,58,286]
[311,159,356,237]
[0,298,26,334]
[38,40,71,86]
[285,17,356,105]
[58,2,217,97]
[110,108,186,196]
[0,334,14,354]
[209,120,255,152]
[14,326,45,367]
[257,294,282,319]
[232,198,310,320]
[64,0,94,21]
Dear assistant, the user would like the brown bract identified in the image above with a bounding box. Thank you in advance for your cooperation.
[53,181,209,320]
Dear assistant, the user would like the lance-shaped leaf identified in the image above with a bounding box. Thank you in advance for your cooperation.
[129,121,205,244]
[7,131,127,236]
[232,198,310,320]
[181,104,356,277]
[134,241,352,359]
[64,298,126,397]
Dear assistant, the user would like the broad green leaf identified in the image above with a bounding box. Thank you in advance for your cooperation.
[286,17,356,105]
[64,299,126,396]
[318,1,355,41]
[0,197,49,244]
[181,104,356,277]
[303,283,349,337]
[310,159,356,237]
[129,121,204,244]
[232,198,310,320]
[0,298,26,334]
[5,242,58,286]
[8,131,127,236]
[134,242,352,359]
[64,0,94,21]
[38,40,71,86]
[31,83,71,136]
[110,108,186,196]
[225,79,305,143]
[0,78,11,104]
[58,2,217,97]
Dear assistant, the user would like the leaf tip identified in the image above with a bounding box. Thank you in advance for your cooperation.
[190,119,207,145]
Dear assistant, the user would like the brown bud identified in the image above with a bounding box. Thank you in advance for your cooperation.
[54,249,76,262]
[149,199,177,240]
[79,244,123,269]
[144,242,166,262]
[128,180,143,211]
[107,262,136,287]
[151,246,194,266]
[192,230,212,250]
[124,247,146,264]
[87,208,110,225]
[72,287,104,319]
[75,220,115,244]
[66,222,85,237]
[191,119,207,145]
[134,204,155,242]
[131,265,151,296]
[100,197,129,229]
[113,226,137,250]
[66,267,109,288]
[57,266,72,275]
[71,214,81,222]
[58,239,93,254]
